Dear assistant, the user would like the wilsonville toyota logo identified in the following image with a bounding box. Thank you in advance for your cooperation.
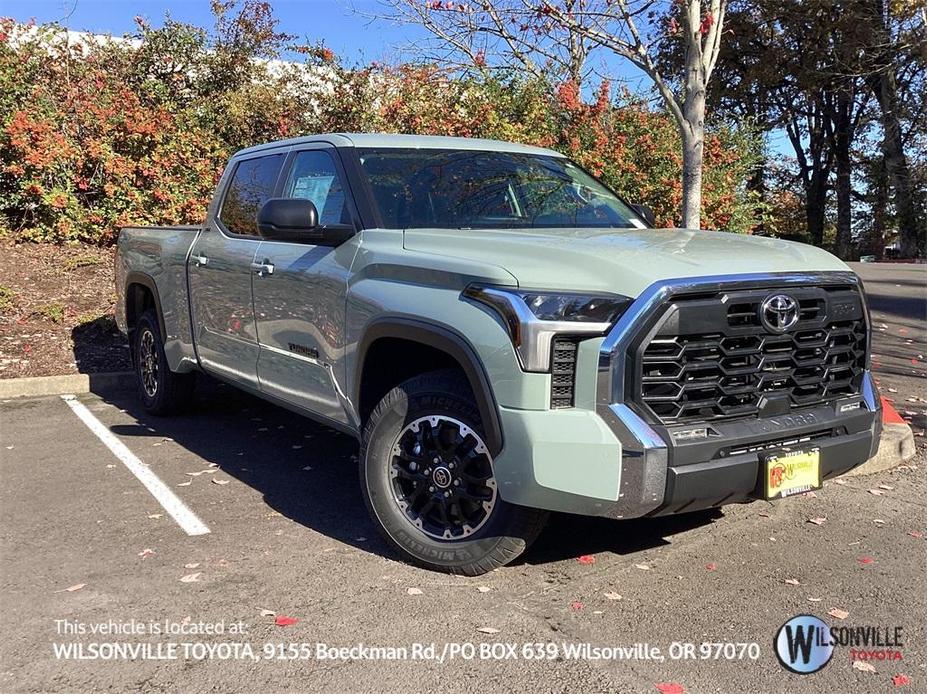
[774,614,906,675]
[775,615,835,674]
[760,293,800,333]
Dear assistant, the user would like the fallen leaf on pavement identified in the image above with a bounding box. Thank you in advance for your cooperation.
[407,587,423,595]
[869,489,885,496]
[212,479,229,485]
[828,607,849,620]
[138,548,155,559]
[476,626,500,634]
[260,609,275,617]
[879,484,894,491]
[859,557,875,565]
[655,683,685,694]
[802,490,818,498]
[808,517,827,525]
[908,531,924,539]
[147,513,162,519]
[783,578,801,586]
[570,601,583,610]
[577,555,595,565]
[477,586,491,593]
[892,674,911,686]
[705,563,717,571]
[184,562,200,569]
[604,592,622,600]
[177,481,192,487]
[185,471,206,477]
[634,563,651,571]
[853,660,876,673]
[60,583,86,593]
[179,572,201,583]
[807,597,822,602]
[834,479,847,485]
[873,519,886,524]
[274,615,298,627]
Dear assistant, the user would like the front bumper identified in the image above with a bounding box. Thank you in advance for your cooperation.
[492,370,880,518]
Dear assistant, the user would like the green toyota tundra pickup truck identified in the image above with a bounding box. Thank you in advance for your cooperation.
[115,133,882,575]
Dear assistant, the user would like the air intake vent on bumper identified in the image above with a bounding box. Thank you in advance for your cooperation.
[550,337,580,409]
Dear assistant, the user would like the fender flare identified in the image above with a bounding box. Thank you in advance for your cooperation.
[355,317,504,456]
[124,271,167,341]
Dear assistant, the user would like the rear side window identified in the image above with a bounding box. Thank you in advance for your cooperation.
[219,154,285,236]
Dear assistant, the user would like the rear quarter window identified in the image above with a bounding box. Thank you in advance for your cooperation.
[219,154,285,236]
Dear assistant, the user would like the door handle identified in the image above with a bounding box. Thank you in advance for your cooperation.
[250,260,275,277]
[190,253,208,267]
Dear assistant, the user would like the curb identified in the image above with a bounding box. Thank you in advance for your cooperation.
[0,372,135,399]
[844,422,917,477]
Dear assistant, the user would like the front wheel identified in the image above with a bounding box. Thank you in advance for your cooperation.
[359,370,547,575]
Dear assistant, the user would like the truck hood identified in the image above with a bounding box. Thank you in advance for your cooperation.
[402,227,850,297]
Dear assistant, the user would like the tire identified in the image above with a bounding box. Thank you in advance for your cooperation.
[133,309,195,416]
[360,369,547,575]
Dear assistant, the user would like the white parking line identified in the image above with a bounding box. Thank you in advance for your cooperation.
[61,394,211,537]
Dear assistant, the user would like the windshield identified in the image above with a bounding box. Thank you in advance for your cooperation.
[356,148,641,230]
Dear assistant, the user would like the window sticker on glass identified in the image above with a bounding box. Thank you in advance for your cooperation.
[291,175,335,212]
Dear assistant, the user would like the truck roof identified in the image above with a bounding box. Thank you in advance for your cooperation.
[234,133,565,158]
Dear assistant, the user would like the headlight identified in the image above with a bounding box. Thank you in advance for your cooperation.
[463,285,633,372]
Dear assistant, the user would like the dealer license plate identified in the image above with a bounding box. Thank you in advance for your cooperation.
[764,448,821,500]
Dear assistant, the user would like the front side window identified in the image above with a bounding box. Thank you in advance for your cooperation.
[357,148,639,230]
[219,154,285,236]
[282,150,350,226]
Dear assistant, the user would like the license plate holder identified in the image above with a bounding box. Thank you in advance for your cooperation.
[763,448,821,500]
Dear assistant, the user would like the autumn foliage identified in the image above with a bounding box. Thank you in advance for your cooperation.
[0,3,761,245]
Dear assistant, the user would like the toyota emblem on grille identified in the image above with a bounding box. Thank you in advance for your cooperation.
[760,294,800,333]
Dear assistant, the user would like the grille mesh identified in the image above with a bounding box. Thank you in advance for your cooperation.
[637,287,867,424]
[550,337,580,409]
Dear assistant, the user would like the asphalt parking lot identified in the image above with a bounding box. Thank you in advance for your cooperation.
[1,263,924,693]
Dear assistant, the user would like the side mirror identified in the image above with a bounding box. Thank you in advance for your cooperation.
[631,203,656,228]
[257,198,353,246]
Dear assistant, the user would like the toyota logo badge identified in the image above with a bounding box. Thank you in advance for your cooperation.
[760,294,800,333]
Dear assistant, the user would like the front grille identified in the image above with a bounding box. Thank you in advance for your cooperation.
[636,285,867,424]
[550,337,580,409]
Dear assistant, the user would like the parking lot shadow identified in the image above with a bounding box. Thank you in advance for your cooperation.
[103,376,720,570]
[104,377,383,556]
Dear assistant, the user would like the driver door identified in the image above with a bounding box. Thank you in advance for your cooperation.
[252,145,359,426]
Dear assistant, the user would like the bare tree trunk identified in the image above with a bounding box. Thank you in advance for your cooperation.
[681,128,704,229]
[867,0,924,258]
[805,171,828,248]
[833,90,853,260]
[680,2,709,229]
[870,69,923,258]
[870,157,889,259]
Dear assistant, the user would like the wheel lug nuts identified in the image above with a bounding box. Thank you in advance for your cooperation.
[444,491,451,498]
[453,479,460,486]
[409,462,418,472]
[433,457,440,464]
[428,486,435,492]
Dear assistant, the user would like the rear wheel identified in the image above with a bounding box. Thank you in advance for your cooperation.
[360,370,547,575]
[133,309,194,415]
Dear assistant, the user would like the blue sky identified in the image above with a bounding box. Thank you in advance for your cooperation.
[3,0,427,62]
[3,0,651,85]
